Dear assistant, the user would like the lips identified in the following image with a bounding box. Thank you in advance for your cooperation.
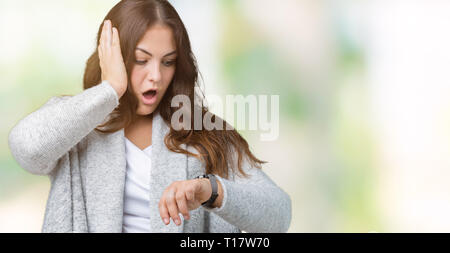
[142,88,158,105]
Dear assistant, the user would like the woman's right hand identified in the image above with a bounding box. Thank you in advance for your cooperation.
[98,19,128,99]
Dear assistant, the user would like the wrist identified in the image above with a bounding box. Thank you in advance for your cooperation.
[196,174,219,207]
[105,80,125,99]
[113,85,126,99]
[199,178,212,203]
[212,179,223,208]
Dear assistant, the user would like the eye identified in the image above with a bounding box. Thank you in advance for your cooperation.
[135,60,147,65]
[163,60,176,67]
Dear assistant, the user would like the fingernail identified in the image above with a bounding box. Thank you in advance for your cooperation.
[163,218,169,225]
[175,219,180,225]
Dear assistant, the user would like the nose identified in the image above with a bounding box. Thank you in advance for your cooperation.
[145,60,162,83]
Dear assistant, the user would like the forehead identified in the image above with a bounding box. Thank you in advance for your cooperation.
[136,24,176,55]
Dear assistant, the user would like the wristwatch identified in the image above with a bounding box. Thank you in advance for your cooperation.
[195,174,219,208]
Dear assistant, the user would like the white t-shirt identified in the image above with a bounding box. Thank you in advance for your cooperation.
[122,137,152,233]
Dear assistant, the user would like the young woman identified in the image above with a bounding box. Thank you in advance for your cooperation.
[8,0,291,233]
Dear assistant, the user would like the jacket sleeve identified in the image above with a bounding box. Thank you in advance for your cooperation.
[202,154,292,233]
[8,81,119,176]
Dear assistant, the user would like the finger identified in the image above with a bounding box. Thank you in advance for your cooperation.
[100,20,107,48]
[158,199,170,225]
[98,47,104,74]
[166,190,182,226]
[97,45,101,58]
[105,20,112,48]
[98,44,105,67]
[112,27,120,48]
[176,191,190,220]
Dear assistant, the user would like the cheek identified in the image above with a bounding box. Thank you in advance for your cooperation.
[130,68,143,87]
[130,68,146,96]
[161,68,176,89]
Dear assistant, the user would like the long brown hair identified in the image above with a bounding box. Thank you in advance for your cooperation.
[83,0,266,179]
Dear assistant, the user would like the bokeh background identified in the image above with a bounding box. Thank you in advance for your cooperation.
[2,0,450,232]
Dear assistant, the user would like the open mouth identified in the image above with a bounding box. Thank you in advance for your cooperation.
[142,89,158,105]
[143,90,157,98]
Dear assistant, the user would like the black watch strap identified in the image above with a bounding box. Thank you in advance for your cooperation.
[195,174,219,208]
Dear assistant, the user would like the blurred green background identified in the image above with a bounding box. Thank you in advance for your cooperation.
[2,0,450,232]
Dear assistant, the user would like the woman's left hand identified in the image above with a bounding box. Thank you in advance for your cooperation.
[158,178,211,226]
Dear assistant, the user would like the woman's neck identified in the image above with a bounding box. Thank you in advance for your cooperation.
[124,114,153,150]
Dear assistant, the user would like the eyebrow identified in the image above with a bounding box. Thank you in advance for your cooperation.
[136,47,177,57]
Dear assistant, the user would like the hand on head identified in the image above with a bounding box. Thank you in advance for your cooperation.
[98,19,128,98]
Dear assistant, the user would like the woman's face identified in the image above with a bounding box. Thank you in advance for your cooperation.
[130,23,177,116]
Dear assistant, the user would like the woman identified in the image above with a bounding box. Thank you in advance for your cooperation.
[8,0,291,233]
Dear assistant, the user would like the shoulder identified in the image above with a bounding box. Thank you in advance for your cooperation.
[49,95,73,103]
[42,95,73,108]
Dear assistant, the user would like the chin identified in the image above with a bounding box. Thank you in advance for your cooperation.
[136,105,156,116]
